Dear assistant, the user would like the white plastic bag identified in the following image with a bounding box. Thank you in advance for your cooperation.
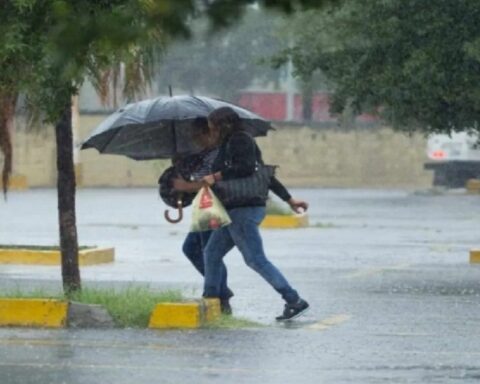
[190,186,231,232]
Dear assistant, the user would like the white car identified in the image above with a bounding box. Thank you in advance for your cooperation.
[425,131,480,187]
[427,131,480,161]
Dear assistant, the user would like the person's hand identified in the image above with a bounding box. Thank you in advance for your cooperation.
[172,177,190,191]
[202,172,221,186]
[288,198,309,213]
[202,174,216,186]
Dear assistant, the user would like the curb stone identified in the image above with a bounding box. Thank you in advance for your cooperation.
[0,298,221,329]
[148,298,221,329]
[470,249,480,264]
[0,246,115,265]
[261,214,309,229]
[67,301,115,328]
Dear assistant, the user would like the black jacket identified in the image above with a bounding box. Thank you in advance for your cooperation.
[212,131,291,208]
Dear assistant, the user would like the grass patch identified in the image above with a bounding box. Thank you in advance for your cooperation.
[1,288,60,299]
[69,286,183,328]
[266,199,293,216]
[1,285,183,328]
[208,314,263,329]
[0,245,94,251]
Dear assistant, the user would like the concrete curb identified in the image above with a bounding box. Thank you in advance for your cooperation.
[466,179,480,194]
[0,298,221,329]
[148,298,221,329]
[0,298,68,328]
[0,247,115,265]
[261,214,309,229]
[470,249,480,263]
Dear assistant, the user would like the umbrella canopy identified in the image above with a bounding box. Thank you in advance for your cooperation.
[80,95,273,160]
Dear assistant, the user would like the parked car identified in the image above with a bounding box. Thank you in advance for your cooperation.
[424,131,480,188]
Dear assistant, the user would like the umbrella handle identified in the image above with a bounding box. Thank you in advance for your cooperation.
[164,199,183,224]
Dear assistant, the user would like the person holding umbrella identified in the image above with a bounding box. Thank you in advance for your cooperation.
[200,106,310,321]
[171,116,308,316]
[167,117,234,314]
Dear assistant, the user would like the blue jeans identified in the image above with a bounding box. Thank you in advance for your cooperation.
[203,206,299,304]
[182,230,232,300]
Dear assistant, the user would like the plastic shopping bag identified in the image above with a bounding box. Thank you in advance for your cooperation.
[190,186,231,232]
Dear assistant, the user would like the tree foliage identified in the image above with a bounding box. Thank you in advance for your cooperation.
[280,0,480,135]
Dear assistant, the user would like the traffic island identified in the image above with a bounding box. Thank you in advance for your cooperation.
[0,245,114,265]
[149,298,221,329]
[261,214,309,229]
[470,249,480,264]
[0,298,221,329]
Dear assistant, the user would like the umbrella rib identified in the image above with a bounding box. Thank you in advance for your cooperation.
[98,126,125,153]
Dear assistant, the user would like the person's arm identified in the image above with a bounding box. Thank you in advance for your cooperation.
[172,178,204,193]
[270,176,292,201]
[270,176,309,213]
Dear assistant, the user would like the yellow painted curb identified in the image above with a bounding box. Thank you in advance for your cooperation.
[466,179,480,194]
[148,298,221,329]
[202,298,221,323]
[261,214,309,229]
[0,299,68,328]
[0,247,114,265]
[79,247,115,266]
[470,249,480,264]
[0,174,28,190]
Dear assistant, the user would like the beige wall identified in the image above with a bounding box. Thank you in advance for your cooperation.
[10,114,433,188]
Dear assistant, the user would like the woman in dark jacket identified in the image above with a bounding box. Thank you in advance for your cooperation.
[202,106,309,321]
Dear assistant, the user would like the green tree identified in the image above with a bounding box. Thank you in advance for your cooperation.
[279,0,480,135]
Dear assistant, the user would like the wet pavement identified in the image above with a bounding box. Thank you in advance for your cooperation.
[1,187,480,383]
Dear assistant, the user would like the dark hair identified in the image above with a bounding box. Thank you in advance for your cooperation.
[192,117,209,135]
[207,107,242,140]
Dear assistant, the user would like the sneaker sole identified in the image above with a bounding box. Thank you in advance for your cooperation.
[276,306,310,322]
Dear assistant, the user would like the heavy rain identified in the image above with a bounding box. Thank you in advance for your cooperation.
[1,1,480,383]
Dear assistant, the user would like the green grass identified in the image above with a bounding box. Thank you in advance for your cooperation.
[1,285,183,328]
[69,286,183,328]
[1,288,58,299]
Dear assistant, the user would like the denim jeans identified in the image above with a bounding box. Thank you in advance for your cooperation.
[203,206,300,304]
[182,230,232,299]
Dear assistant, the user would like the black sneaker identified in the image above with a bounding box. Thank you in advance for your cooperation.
[276,299,309,321]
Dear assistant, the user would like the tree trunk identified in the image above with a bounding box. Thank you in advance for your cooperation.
[55,101,81,295]
[0,93,16,198]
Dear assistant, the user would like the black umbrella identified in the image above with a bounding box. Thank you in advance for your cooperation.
[80,95,273,160]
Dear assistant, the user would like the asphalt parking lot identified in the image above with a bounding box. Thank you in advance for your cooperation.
[1,187,479,383]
